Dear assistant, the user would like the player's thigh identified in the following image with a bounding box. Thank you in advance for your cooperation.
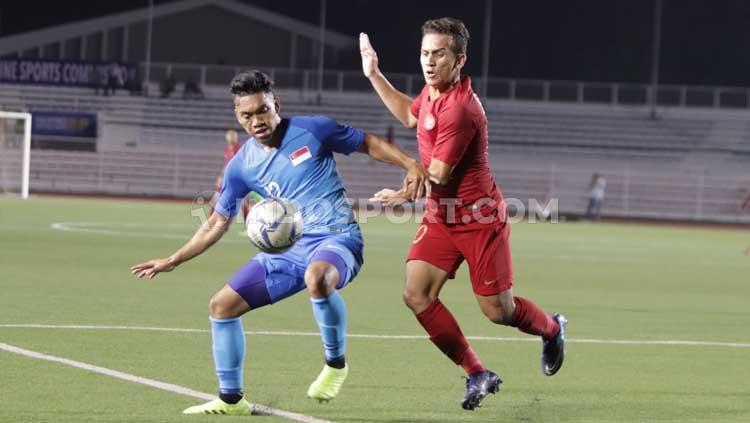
[404,260,452,302]
[210,284,251,318]
[307,232,364,291]
[228,249,308,309]
[406,222,464,286]
[456,221,514,296]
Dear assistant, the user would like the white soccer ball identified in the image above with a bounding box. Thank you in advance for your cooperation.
[245,197,303,253]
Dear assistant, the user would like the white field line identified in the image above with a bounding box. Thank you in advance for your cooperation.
[1,323,749,348]
[48,222,645,263]
[47,222,750,269]
[50,222,247,244]
[0,342,332,423]
[48,221,750,266]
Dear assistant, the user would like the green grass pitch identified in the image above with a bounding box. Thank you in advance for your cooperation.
[1,195,748,422]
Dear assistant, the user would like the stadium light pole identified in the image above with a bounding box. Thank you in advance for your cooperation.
[480,0,492,103]
[317,0,327,104]
[143,0,154,96]
[649,0,663,119]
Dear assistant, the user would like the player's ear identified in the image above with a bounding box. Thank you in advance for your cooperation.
[454,53,467,70]
[273,95,281,113]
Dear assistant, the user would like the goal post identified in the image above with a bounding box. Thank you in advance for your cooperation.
[0,111,32,199]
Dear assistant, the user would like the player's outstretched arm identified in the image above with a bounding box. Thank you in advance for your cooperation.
[130,211,231,279]
[369,188,410,207]
[359,133,430,201]
[360,33,418,129]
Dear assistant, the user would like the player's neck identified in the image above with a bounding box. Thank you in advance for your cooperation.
[428,74,461,100]
[256,118,288,151]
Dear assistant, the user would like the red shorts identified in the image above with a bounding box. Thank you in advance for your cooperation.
[406,220,514,296]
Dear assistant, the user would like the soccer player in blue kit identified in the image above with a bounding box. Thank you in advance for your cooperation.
[131,70,429,415]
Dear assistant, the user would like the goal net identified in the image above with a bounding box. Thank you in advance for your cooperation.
[0,112,31,199]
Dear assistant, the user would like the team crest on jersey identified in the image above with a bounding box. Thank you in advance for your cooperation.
[423,113,436,130]
[289,146,312,166]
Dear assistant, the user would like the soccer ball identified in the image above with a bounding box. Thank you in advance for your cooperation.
[245,197,303,253]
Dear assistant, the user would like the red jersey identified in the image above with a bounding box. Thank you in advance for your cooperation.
[224,143,242,165]
[410,76,505,227]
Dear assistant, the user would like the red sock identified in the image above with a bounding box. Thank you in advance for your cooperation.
[416,300,486,375]
[512,297,560,340]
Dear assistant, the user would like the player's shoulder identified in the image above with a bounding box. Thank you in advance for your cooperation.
[288,115,338,139]
[442,82,484,120]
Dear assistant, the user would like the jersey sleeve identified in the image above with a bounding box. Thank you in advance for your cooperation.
[410,90,424,118]
[315,116,365,155]
[214,153,251,218]
[431,105,476,167]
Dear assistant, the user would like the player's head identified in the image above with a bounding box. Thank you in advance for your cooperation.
[420,17,469,90]
[230,70,281,143]
[225,129,238,146]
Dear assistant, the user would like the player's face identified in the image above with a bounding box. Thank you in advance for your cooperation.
[225,130,238,146]
[234,92,281,143]
[420,33,466,90]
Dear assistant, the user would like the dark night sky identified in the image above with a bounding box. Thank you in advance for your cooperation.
[2,0,750,86]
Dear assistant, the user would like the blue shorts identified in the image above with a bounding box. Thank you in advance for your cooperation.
[228,225,364,309]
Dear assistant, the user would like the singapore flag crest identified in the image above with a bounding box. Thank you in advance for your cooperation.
[289,146,312,166]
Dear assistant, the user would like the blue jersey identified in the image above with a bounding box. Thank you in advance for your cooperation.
[215,116,364,234]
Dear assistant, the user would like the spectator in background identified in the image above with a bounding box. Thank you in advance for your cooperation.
[739,187,750,212]
[183,79,205,100]
[740,187,750,255]
[159,71,177,98]
[585,173,606,220]
[106,63,124,96]
[95,67,109,96]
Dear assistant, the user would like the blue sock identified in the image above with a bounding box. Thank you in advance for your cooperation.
[210,316,245,394]
[310,290,347,363]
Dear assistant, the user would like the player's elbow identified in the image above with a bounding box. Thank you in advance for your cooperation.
[404,117,418,129]
[429,171,451,186]
[428,161,453,186]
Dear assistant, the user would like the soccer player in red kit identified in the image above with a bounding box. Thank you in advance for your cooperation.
[217,129,243,190]
[361,18,567,410]
[215,129,251,219]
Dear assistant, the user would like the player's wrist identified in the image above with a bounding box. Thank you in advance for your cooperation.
[403,157,419,170]
[367,69,384,81]
[167,255,181,267]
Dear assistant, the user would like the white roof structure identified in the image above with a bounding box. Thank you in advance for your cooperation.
[0,0,356,61]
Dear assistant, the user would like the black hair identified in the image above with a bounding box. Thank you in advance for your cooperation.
[421,17,470,55]
[230,69,274,97]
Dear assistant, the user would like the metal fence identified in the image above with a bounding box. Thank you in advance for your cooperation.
[3,147,748,224]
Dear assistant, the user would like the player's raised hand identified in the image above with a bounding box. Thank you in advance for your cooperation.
[360,33,380,78]
[130,257,176,279]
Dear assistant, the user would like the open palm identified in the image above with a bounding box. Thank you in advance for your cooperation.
[359,33,379,78]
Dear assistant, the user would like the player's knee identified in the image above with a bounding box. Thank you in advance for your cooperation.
[209,294,234,319]
[483,307,512,325]
[304,262,334,298]
[482,302,515,325]
[402,287,433,313]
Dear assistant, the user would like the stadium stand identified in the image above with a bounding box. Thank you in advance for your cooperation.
[2,75,749,223]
